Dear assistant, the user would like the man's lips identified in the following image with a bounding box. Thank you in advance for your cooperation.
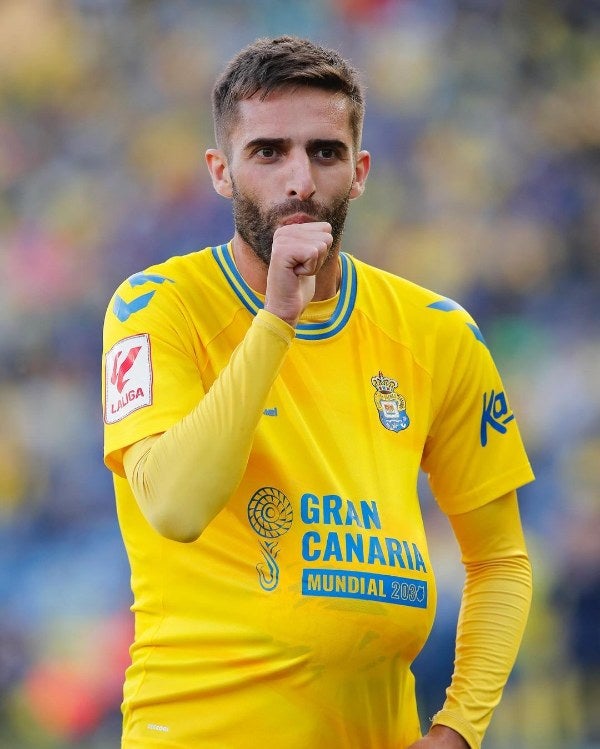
[280,213,315,225]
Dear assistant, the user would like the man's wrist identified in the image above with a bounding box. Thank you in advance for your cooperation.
[427,724,470,748]
[256,308,297,339]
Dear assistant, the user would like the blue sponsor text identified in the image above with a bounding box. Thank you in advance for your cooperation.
[300,492,381,529]
[302,531,427,571]
[302,569,427,607]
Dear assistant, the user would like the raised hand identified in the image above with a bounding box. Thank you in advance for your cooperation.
[264,221,333,328]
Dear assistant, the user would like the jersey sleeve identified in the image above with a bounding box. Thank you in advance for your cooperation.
[102,272,205,477]
[421,307,534,515]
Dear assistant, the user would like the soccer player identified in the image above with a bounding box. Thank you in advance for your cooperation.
[102,36,534,749]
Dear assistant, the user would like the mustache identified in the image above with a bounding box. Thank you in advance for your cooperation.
[267,198,325,222]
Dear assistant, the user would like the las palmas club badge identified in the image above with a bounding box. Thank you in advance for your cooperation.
[371,372,410,433]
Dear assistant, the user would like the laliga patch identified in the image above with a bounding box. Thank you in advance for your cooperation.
[104,334,152,424]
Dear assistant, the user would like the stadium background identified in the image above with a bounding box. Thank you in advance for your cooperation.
[0,0,598,747]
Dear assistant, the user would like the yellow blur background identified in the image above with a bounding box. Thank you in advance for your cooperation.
[1,1,598,747]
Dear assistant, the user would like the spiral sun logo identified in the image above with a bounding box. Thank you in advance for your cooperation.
[247,487,293,591]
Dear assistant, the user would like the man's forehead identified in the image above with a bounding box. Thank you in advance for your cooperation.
[233,88,353,141]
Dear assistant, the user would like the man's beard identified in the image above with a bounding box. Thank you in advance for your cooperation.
[231,181,352,266]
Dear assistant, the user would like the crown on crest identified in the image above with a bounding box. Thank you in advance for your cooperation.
[371,371,398,394]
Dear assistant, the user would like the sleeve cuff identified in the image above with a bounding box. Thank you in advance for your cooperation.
[255,308,296,343]
[431,710,480,749]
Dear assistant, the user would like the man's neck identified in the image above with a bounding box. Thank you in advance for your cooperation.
[231,232,342,301]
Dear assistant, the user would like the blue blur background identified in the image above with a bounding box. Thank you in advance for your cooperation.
[1,1,599,747]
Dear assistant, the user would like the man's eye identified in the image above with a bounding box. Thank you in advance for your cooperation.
[256,147,276,158]
[316,148,337,160]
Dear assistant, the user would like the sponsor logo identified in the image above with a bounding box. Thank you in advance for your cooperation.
[371,371,410,433]
[104,334,152,423]
[300,493,428,606]
[480,388,515,446]
[262,406,278,417]
[302,569,427,608]
[247,487,293,591]
[247,488,429,608]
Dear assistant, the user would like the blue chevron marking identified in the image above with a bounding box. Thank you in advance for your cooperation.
[428,298,487,348]
[128,272,174,287]
[113,291,156,322]
[427,298,464,312]
[467,323,487,346]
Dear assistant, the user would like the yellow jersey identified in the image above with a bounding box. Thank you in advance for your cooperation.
[102,243,534,748]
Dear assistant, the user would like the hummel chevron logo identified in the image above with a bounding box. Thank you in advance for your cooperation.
[112,273,175,322]
[427,298,487,347]
[129,272,174,287]
[113,291,155,322]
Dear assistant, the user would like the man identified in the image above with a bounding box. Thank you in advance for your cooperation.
[102,36,534,749]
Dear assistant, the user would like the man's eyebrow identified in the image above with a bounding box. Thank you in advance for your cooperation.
[243,137,350,154]
[244,137,290,152]
[308,139,349,153]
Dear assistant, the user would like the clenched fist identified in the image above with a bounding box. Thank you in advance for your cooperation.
[264,221,333,327]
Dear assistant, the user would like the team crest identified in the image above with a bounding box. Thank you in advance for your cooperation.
[371,371,410,433]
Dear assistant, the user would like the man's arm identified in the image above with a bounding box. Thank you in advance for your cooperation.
[408,490,532,749]
[122,221,333,542]
[123,309,294,541]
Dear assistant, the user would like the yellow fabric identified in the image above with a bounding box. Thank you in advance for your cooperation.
[123,309,293,541]
[102,243,534,748]
[431,492,532,749]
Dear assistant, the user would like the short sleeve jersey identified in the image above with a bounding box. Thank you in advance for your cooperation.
[102,243,534,749]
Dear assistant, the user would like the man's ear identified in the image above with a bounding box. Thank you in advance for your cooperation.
[349,149,371,200]
[205,149,233,198]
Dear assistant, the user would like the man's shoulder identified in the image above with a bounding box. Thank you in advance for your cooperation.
[109,246,219,299]
[351,255,447,313]
[350,255,482,344]
[124,245,214,284]
[104,245,228,330]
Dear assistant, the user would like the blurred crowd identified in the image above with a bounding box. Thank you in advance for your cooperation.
[0,0,598,747]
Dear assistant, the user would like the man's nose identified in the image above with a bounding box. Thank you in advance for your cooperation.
[285,152,316,200]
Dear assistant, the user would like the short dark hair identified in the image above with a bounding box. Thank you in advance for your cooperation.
[212,36,365,151]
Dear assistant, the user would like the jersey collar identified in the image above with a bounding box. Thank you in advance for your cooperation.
[212,242,357,340]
